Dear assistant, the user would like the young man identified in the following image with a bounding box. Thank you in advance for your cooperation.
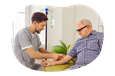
[40,19,104,71]
[14,12,65,71]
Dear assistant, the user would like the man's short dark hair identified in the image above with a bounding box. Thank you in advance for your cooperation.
[31,12,48,23]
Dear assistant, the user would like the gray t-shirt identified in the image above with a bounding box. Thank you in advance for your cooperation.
[13,26,42,69]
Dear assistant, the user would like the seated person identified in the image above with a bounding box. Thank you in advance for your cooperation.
[40,19,104,71]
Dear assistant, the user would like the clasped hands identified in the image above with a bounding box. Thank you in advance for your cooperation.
[41,54,65,67]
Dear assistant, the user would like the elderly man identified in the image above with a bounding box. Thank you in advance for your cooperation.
[40,19,104,71]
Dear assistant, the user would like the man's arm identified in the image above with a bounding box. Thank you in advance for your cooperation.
[38,47,52,53]
[25,47,64,61]
[40,40,78,66]
[51,55,72,65]
[38,47,65,60]
[25,47,54,59]
[41,55,72,67]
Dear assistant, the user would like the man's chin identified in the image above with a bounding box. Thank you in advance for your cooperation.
[37,32,40,34]
[38,31,41,34]
[36,31,40,34]
[36,30,42,34]
[81,36,84,38]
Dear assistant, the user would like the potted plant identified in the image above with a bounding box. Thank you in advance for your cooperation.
[52,40,67,55]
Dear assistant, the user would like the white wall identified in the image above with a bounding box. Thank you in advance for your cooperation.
[25,5,30,26]
[62,5,77,46]
[46,6,62,51]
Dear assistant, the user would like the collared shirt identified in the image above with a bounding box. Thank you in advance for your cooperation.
[67,30,104,70]
[14,26,43,69]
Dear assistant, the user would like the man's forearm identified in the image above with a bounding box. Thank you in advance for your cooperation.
[42,50,52,53]
[39,47,52,53]
[31,51,53,59]
[26,47,53,59]
[51,55,72,66]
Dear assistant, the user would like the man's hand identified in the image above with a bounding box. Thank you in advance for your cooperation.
[52,54,65,61]
[41,60,52,67]
[41,55,73,67]
[40,54,65,67]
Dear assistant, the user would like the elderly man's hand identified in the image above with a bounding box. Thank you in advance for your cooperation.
[41,60,52,67]
[52,54,65,61]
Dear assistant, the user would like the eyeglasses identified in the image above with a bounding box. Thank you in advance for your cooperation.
[76,25,87,32]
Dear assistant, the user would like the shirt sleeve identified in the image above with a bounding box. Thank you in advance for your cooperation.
[18,31,32,50]
[67,40,78,58]
[98,32,104,51]
[70,50,98,70]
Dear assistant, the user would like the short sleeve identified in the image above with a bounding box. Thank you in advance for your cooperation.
[38,41,43,49]
[18,32,32,50]
[98,32,104,51]
[67,40,78,58]
[39,44,43,48]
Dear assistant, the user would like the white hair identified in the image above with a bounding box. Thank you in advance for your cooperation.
[80,19,92,27]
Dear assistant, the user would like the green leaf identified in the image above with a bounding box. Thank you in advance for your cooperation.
[52,45,67,55]
[51,40,67,55]
[60,40,67,50]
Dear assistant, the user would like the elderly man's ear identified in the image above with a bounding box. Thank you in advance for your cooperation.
[86,25,90,29]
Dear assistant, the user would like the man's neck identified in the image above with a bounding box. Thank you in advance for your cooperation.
[28,25,35,34]
[86,30,93,37]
